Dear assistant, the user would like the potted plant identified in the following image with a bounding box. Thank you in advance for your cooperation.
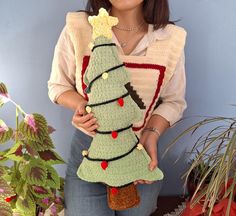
[164,114,236,216]
[186,155,213,199]
[0,82,65,216]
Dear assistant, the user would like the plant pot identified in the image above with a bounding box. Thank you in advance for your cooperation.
[212,199,236,216]
[187,167,212,198]
[107,183,140,210]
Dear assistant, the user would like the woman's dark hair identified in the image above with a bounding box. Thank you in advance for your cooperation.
[83,0,170,30]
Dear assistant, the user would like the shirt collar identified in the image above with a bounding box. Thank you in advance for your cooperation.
[112,24,170,55]
[150,24,171,41]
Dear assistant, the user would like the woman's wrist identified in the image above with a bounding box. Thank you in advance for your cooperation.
[141,127,161,138]
[142,114,170,138]
[57,90,87,111]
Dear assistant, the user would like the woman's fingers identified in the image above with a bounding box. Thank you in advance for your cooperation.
[144,180,154,184]
[72,113,90,125]
[134,180,145,185]
[149,159,158,171]
[145,145,158,171]
[134,180,154,185]
[78,113,94,124]
[83,117,98,129]
[72,112,99,133]
[143,138,158,171]
[73,113,95,125]
[72,102,100,134]
[87,123,99,132]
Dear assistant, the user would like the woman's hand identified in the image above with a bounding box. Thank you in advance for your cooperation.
[72,100,99,135]
[134,130,159,185]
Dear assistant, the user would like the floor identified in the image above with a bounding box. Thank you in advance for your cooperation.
[150,196,186,216]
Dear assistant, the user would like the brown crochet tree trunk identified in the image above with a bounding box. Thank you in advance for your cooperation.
[107,183,140,210]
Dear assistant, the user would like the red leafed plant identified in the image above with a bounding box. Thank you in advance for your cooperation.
[0,82,65,216]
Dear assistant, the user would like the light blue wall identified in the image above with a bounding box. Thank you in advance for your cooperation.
[0,0,235,196]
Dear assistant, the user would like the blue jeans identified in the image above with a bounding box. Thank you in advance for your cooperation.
[64,129,163,216]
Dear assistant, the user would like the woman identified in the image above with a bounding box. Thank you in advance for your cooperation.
[48,0,187,215]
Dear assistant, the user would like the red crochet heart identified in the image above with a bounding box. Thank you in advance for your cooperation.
[111,131,118,139]
[117,98,124,107]
[101,161,108,170]
[111,187,118,195]
[5,197,11,202]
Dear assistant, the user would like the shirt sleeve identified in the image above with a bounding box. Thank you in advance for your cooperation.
[47,25,76,104]
[151,51,187,126]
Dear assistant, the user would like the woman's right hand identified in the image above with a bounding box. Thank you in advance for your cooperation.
[72,100,99,135]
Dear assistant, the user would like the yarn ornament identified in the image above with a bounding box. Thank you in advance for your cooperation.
[77,7,164,210]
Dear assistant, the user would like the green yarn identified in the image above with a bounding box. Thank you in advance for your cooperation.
[78,148,164,187]
[77,35,164,187]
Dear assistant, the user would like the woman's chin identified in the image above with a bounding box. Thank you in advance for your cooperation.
[109,0,144,12]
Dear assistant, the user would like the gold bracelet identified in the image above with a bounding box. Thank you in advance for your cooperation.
[141,127,161,137]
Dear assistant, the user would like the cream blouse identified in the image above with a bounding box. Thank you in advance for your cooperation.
[48,15,187,137]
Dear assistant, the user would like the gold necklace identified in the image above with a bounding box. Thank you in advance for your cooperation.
[114,23,145,48]
[114,20,145,32]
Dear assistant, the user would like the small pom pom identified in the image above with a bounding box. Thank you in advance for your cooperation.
[111,187,118,195]
[137,143,144,150]
[101,161,108,170]
[82,150,89,156]
[86,106,92,113]
[111,131,118,139]
[117,98,124,107]
[5,197,11,202]
[102,72,109,80]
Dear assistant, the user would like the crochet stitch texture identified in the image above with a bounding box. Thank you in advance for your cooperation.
[77,8,164,187]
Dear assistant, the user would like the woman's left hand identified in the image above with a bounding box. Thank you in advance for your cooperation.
[134,130,159,185]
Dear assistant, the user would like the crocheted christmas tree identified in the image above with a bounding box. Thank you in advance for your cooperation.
[77,7,163,188]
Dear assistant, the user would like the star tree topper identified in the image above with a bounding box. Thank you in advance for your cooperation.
[88,8,118,48]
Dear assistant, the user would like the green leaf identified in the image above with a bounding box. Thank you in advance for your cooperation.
[45,164,60,189]
[38,150,65,165]
[27,134,55,151]
[19,113,48,143]
[14,179,25,197]
[0,179,15,199]
[0,198,13,216]
[21,159,47,186]
[12,208,25,216]
[0,166,7,176]
[0,128,13,144]
[4,141,24,162]
[48,125,56,134]
[0,83,10,107]
[0,83,8,95]
[0,166,11,182]
[15,194,36,216]
[5,154,24,162]
[30,185,51,199]
[10,166,22,187]
[42,134,55,149]
[24,143,38,156]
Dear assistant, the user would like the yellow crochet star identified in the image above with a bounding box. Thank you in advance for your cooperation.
[88,8,118,40]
